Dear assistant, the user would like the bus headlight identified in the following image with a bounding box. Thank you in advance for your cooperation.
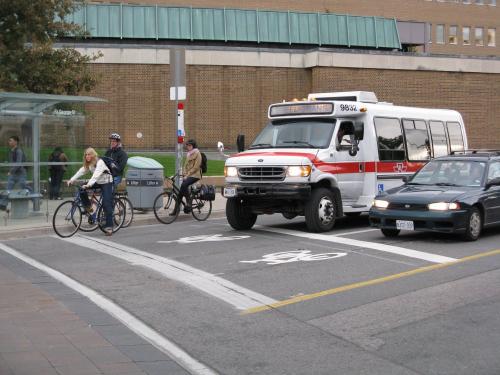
[287,165,312,177]
[428,202,460,211]
[373,199,389,209]
[224,166,238,177]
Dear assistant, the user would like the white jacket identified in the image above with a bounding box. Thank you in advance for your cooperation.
[70,159,113,186]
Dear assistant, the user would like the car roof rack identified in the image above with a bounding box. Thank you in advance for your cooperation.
[451,149,500,157]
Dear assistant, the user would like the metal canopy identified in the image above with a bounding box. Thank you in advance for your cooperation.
[0,92,106,212]
[0,92,106,116]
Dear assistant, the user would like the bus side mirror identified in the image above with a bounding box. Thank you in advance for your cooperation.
[354,121,364,140]
[237,134,245,152]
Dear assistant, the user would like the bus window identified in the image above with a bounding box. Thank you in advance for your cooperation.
[403,119,431,161]
[446,122,465,152]
[429,120,449,157]
[374,117,405,161]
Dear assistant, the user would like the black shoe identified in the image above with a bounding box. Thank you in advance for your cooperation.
[183,206,192,214]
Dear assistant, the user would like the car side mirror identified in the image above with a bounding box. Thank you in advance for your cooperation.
[485,177,500,189]
[354,121,364,140]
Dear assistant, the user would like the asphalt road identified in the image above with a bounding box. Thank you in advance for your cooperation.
[1,213,500,375]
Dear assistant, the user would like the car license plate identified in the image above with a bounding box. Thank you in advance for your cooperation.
[224,187,236,197]
[396,220,414,231]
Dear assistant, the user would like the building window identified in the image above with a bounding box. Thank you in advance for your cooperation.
[436,24,445,44]
[489,0,496,5]
[463,0,471,3]
[475,0,484,4]
[488,28,496,46]
[463,27,471,44]
[449,26,458,44]
[475,27,484,45]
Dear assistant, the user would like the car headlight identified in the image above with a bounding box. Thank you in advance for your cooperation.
[373,199,389,209]
[428,202,460,211]
[287,165,311,177]
[224,166,238,177]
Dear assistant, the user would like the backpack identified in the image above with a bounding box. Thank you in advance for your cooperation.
[100,156,120,177]
[200,152,208,174]
[48,151,62,171]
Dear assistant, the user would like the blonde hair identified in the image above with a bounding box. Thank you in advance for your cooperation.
[83,147,98,170]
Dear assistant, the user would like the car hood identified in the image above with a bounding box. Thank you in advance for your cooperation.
[225,149,319,166]
[381,185,473,204]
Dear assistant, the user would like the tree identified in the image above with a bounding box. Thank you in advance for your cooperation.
[0,0,101,94]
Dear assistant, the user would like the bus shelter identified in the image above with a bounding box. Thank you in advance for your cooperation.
[0,92,105,220]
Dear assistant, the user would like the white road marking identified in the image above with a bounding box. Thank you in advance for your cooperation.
[159,234,250,244]
[254,226,457,264]
[241,250,347,265]
[334,228,379,236]
[58,235,277,310]
[0,243,217,375]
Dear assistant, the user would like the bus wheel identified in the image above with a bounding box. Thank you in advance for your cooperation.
[305,188,337,232]
[226,198,257,230]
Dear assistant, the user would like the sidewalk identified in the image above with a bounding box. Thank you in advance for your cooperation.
[0,259,192,375]
[0,194,228,375]
[0,192,227,240]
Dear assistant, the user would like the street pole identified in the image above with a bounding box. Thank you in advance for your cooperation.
[169,48,186,186]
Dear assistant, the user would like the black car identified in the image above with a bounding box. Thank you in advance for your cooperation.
[369,151,500,241]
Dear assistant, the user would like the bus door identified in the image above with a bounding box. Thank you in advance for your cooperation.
[334,120,365,204]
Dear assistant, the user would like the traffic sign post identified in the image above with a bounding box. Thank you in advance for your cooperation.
[170,48,186,185]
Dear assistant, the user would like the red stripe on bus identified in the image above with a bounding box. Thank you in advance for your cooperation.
[230,152,426,175]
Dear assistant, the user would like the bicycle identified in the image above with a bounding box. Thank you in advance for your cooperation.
[114,190,134,228]
[53,185,126,238]
[153,174,212,224]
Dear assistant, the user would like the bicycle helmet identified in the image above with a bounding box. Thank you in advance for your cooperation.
[185,139,197,148]
[109,132,121,141]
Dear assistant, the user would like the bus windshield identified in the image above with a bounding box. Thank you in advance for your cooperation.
[250,119,336,149]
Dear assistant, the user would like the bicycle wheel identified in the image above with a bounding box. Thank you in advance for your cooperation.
[191,196,212,221]
[98,198,126,234]
[119,196,134,228]
[53,201,82,238]
[153,191,178,224]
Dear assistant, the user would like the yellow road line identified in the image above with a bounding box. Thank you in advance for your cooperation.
[242,248,500,315]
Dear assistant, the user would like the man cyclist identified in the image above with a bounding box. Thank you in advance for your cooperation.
[105,133,128,187]
[176,139,202,214]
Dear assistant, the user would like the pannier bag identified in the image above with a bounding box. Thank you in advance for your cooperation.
[199,184,216,201]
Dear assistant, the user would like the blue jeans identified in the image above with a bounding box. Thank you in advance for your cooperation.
[80,183,114,229]
[7,173,31,193]
[113,175,122,188]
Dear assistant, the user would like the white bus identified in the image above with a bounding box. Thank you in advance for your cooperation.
[223,91,467,232]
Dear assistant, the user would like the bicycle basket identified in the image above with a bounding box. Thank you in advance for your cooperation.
[199,184,216,201]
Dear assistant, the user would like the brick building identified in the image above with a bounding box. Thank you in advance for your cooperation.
[73,1,500,150]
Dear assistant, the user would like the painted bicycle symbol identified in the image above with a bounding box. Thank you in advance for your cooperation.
[240,250,347,265]
[159,234,250,244]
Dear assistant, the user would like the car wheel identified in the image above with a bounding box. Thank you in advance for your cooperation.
[462,206,482,241]
[381,228,400,237]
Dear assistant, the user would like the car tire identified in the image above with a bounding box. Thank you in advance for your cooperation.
[462,206,482,241]
[305,188,337,232]
[226,198,257,230]
[381,228,400,237]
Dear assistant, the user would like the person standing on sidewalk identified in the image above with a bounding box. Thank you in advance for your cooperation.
[6,135,29,192]
[105,133,128,187]
[48,146,68,200]
[67,148,114,236]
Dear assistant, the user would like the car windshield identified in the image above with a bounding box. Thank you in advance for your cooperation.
[409,160,487,187]
[249,119,336,149]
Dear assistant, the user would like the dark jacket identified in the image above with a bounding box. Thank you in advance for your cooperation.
[8,147,26,175]
[105,146,128,176]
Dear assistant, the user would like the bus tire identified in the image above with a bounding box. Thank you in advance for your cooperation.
[305,188,337,232]
[226,198,257,230]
